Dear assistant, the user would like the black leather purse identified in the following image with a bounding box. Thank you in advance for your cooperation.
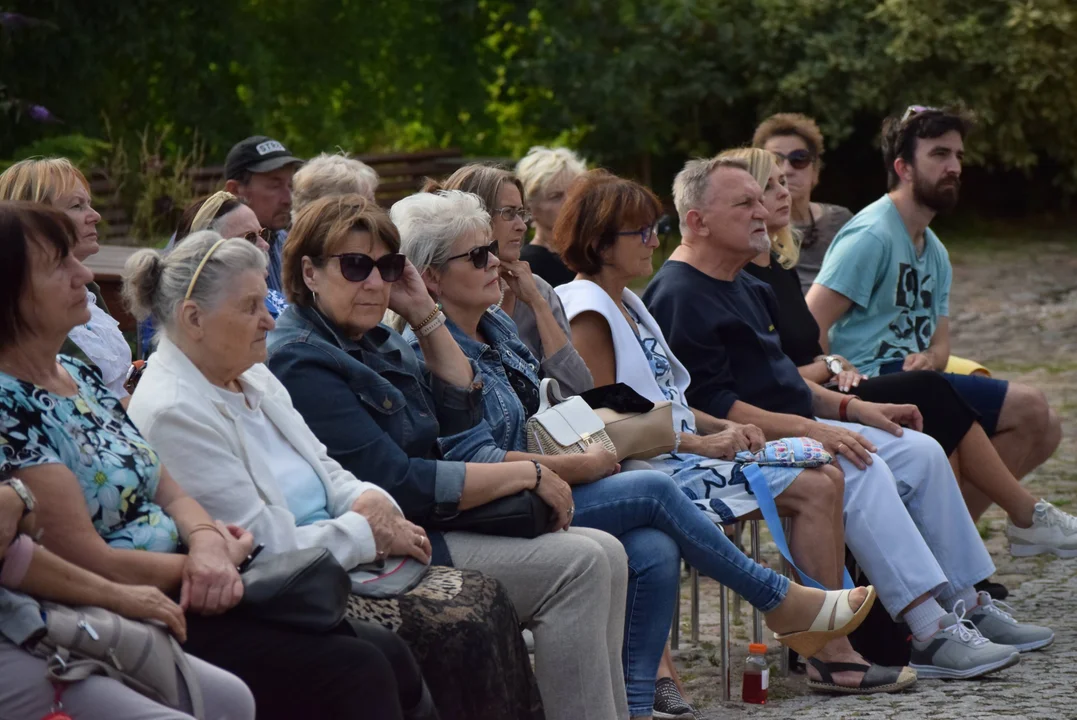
[428,490,551,538]
[238,547,351,632]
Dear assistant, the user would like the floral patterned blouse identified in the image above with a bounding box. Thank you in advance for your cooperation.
[0,356,178,552]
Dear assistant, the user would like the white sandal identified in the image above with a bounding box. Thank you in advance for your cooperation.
[774,586,877,658]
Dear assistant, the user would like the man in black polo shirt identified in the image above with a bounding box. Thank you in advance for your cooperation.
[644,155,1051,681]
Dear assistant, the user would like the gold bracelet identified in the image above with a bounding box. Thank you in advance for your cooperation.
[186,523,226,543]
[412,302,443,333]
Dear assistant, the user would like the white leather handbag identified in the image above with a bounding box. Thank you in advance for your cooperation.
[526,378,618,456]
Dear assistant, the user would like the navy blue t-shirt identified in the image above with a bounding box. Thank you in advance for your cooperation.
[643,260,815,420]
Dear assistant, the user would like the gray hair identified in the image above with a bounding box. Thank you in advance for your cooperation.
[123,231,267,341]
[292,152,380,215]
[515,146,587,201]
[672,156,750,235]
[384,190,491,331]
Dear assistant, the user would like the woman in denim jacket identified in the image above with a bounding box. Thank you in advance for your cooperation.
[266,194,628,720]
[391,190,879,718]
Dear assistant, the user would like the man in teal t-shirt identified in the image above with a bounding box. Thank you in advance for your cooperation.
[806,106,1061,514]
[811,194,951,377]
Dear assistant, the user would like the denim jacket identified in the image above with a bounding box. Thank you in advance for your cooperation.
[406,308,540,464]
[267,304,485,565]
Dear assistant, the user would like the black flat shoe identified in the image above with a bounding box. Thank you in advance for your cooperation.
[806,658,917,695]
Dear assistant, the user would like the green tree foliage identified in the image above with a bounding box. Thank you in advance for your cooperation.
[3,0,1076,191]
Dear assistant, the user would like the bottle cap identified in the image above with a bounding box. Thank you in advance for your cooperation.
[748,643,768,654]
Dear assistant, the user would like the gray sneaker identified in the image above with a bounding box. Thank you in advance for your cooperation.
[1007,499,1077,557]
[966,591,1054,652]
[909,604,1020,680]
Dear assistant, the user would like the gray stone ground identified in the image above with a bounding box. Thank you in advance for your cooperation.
[673,243,1077,719]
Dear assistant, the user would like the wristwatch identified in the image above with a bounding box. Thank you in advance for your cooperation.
[824,355,844,377]
[1,477,35,518]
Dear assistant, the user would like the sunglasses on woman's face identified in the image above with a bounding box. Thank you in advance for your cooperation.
[772,149,815,170]
[242,228,269,245]
[327,252,406,283]
[445,240,500,269]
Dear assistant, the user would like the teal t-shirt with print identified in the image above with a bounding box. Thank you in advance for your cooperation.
[814,195,952,377]
[0,356,179,552]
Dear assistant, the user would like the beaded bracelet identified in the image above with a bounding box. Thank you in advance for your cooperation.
[413,303,443,334]
[417,312,446,338]
[530,460,542,492]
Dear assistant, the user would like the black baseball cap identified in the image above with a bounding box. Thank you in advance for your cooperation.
[225,135,303,180]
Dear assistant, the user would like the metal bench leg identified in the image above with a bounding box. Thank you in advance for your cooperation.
[671,567,681,650]
[750,520,763,645]
[690,567,700,645]
[720,581,731,701]
[731,521,743,619]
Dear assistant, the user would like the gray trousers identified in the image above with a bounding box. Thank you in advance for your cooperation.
[445,526,630,720]
[0,639,256,720]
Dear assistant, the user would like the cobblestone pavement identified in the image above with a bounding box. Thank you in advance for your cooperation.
[673,244,1077,719]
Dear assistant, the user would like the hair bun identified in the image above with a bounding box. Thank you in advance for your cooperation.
[122,249,165,322]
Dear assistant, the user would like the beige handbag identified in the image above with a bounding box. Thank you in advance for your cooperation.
[526,379,618,456]
[594,400,676,460]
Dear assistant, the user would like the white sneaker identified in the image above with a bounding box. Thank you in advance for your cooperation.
[1007,500,1077,558]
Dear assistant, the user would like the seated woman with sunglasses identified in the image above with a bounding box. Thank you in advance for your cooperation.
[430,165,593,396]
[0,158,135,400]
[0,201,444,720]
[126,227,540,720]
[390,189,884,714]
[267,194,633,720]
[751,113,853,293]
[139,191,288,357]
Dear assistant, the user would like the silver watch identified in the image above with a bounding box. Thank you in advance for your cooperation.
[824,355,844,376]
[2,477,35,517]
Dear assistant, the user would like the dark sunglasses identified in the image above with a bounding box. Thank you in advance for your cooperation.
[772,149,815,170]
[326,252,406,283]
[444,240,499,269]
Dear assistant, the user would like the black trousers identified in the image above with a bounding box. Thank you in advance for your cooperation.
[183,612,427,720]
[849,369,977,456]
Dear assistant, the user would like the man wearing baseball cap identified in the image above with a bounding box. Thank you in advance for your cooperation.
[223,135,303,293]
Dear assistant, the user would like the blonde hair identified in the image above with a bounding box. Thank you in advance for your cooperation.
[292,152,379,215]
[671,156,749,236]
[515,146,587,202]
[717,148,800,269]
[0,157,91,206]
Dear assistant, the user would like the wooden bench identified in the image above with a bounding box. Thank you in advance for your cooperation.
[90,148,466,242]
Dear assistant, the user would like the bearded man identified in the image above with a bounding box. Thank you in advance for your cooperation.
[806,108,1066,555]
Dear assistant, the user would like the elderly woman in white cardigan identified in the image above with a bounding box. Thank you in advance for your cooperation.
[125,231,544,720]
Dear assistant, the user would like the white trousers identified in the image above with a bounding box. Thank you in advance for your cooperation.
[821,420,996,619]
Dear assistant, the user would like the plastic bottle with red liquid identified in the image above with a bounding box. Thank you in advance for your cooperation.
[741,643,769,704]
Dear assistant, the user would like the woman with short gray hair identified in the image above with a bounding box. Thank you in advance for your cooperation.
[292,152,379,214]
[126,230,539,720]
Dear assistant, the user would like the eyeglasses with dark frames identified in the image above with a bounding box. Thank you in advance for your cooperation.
[444,240,500,269]
[617,225,659,244]
[325,252,406,283]
[492,206,532,224]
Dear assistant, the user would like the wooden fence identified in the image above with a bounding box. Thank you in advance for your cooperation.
[88,148,466,242]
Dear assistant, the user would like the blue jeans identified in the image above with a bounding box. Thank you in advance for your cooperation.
[570,469,790,716]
